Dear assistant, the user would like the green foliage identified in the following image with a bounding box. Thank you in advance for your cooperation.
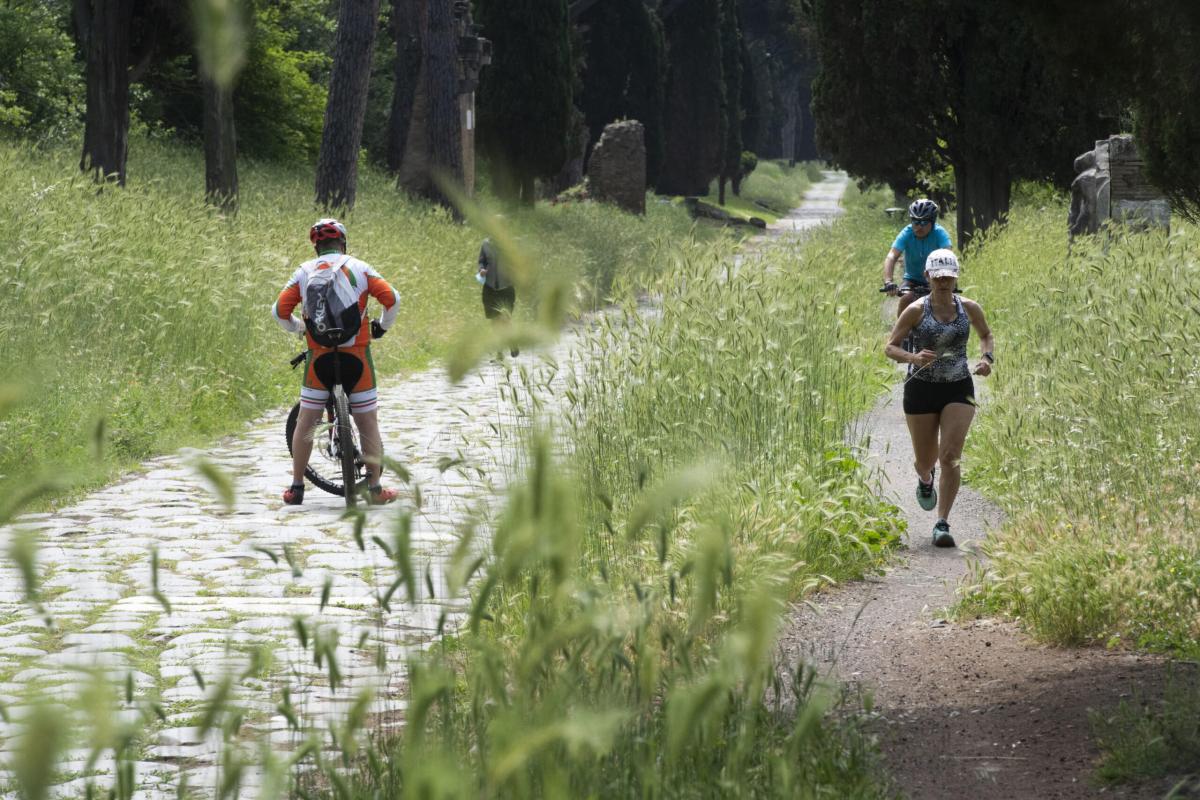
[811,0,1112,242]
[657,0,724,196]
[476,0,575,202]
[739,150,759,180]
[126,2,329,162]
[235,5,329,161]
[0,135,708,508]
[1013,0,1200,222]
[577,0,667,184]
[1091,670,1200,786]
[350,204,901,797]
[1130,6,1200,222]
[955,201,1200,657]
[717,0,743,186]
[0,0,82,141]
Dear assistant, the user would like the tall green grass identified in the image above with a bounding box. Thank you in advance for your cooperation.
[0,175,905,798]
[338,199,904,797]
[955,207,1200,658]
[0,136,711,509]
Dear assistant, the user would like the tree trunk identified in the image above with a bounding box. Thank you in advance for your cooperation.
[519,173,535,206]
[718,174,727,205]
[202,75,238,211]
[78,0,134,186]
[731,173,742,196]
[386,0,423,175]
[315,0,382,211]
[954,156,1012,248]
[423,0,463,207]
[780,76,799,169]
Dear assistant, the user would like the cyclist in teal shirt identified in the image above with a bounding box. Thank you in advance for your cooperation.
[881,199,953,316]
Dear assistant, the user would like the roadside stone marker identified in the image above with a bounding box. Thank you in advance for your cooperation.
[1069,133,1169,239]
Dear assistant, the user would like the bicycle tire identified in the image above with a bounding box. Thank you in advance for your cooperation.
[333,388,358,507]
[285,402,348,497]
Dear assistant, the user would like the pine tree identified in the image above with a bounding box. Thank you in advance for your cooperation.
[315,0,381,210]
[76,0,135,185]
[656,0,723,196]
[475,0,573,204]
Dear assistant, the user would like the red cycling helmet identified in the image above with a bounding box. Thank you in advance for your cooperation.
[309,218,347,246]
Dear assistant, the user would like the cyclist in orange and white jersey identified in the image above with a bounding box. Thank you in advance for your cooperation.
[272,218,401,505]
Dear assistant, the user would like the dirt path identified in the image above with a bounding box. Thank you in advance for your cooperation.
[777,377,1175,797]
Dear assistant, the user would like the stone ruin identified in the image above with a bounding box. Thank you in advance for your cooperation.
[587,120,647,215]
[1069,134,1170,239]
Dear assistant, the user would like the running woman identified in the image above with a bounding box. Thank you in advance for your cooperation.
[884,249,994,547]
[881,198,953,316]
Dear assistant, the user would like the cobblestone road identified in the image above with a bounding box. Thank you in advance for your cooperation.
[0,173,847,798]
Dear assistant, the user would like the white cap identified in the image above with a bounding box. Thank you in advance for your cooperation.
[925,248,959,278]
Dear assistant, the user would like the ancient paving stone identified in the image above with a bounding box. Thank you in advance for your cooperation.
[0,177,846,798]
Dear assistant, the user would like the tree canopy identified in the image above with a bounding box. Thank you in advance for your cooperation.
[1013,0,1200,222]
[657,0,724,196]
[475,0,574,204]
[577,0,666,184]
[811,0,1112,245]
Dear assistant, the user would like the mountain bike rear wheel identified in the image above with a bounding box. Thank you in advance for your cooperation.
[285,402,366,498]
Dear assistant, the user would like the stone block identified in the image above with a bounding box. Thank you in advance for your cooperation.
[1069,134,1168,238]
[588,120,647,215]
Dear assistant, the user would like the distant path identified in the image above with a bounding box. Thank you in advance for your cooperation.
[774,313,1174,791]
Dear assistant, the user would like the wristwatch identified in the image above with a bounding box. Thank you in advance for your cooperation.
[982,352,995,364]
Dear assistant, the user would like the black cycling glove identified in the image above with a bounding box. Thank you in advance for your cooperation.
[371,320,387,339]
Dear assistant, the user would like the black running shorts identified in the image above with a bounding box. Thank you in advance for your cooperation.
[903,376,975,415]
[482,285,516,319]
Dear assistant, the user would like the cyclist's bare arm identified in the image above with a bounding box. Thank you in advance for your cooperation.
[882,247,902,294]
[885,302,934,366]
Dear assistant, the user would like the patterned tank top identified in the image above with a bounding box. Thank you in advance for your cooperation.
[908,296,970,382]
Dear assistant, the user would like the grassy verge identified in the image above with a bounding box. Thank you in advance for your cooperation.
[956,206,1200,656]
[0,136,715,511]
[335,194,903,797]
[701,160,825,224]
[1090,669,1200,788]
[948,202,1200,783]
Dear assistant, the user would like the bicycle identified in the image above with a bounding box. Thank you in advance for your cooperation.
[283,329,367,508]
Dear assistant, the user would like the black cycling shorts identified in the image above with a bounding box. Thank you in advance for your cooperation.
[903,376,975,415]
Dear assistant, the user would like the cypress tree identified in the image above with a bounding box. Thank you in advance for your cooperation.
[656,0,723,197]
[717,0,742,206]
[578,0,666,184]
[812,0,1110,245]
[475,0,573,204]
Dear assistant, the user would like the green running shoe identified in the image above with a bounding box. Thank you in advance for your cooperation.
[916,468,937,511]
[932,519,955,548]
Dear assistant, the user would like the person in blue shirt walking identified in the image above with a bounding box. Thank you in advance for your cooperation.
[881,199,953,316]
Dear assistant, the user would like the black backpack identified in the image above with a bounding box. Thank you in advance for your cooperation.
[304,258,361,347]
